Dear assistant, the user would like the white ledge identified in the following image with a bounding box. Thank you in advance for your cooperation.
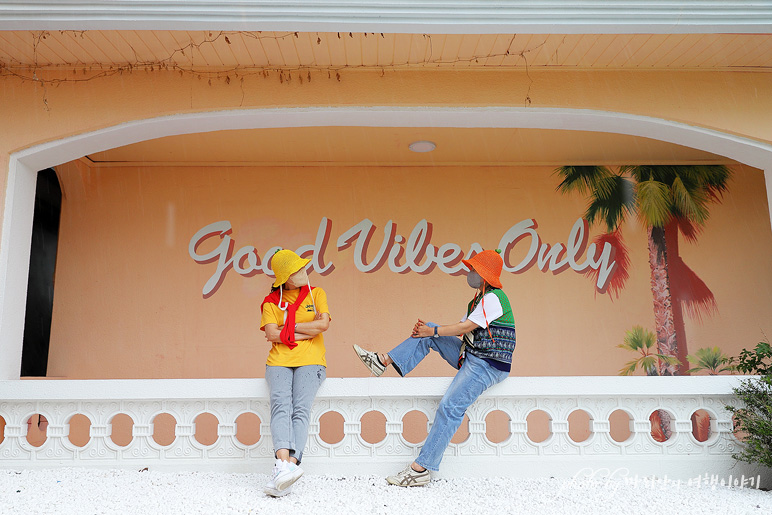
[0,1,770,33]
[1,376,754,400]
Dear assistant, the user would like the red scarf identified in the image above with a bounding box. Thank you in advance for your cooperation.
[261,285,315,349]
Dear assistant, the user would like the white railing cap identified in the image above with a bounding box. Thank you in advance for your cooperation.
[1,376,754,401]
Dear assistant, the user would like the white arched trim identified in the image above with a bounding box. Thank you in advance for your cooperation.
[2,106,772,379]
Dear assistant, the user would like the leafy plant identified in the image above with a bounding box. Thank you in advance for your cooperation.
[725,340,772,468]
[685,346,736,375]
[618,325,683,442]
[617,325,681,376]
[735,340,772,375]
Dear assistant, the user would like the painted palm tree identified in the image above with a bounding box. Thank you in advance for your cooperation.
[617,325,681,376]
[686,346,737,375]
[556,164,731,375]
[618,326,681,442]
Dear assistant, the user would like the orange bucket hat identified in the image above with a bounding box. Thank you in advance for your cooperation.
[462,249,504,289]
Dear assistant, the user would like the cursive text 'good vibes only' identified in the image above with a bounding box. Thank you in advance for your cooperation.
[189,218,618,298]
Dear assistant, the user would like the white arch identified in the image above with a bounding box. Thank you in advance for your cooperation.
[2,106,772,379]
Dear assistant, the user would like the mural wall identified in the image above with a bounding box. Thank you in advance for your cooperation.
[47,159,772,379]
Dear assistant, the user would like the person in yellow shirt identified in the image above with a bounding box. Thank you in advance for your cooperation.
[259,249,331,497]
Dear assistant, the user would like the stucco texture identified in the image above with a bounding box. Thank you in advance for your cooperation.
[45,159,772,379]
[1,67,771,379]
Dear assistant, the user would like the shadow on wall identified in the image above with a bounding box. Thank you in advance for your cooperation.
[666,218,718,373]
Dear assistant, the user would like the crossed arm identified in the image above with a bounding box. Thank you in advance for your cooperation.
[263,312,331,343]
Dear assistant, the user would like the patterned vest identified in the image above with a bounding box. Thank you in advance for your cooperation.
[465,288,517,365]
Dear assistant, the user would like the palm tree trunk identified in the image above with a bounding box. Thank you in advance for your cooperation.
[646,357,673,440]
[647,225,679,375]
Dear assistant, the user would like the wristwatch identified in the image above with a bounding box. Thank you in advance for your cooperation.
[433,326,439,338]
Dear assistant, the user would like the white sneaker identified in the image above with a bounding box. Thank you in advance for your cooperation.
[386,464,431,487]
[353,344,387,377]
[273,459,304,491]
[263,481,293,497]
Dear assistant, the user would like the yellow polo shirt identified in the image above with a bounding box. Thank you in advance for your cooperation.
[260,287,330,367]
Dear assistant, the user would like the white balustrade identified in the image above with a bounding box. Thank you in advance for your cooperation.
[0,376,768,483]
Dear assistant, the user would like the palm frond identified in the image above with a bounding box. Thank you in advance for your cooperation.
[561,164,732,235]
[622,325,656,352]
[686,346,735,374]
[656,354,683,366]
[584,175,636,232]
[680,165,732,198]
[628,165,675,185]
[554,166,614,196]
[584,229,630,297]
[618,359,640,376]
[636,180,672,227]
[671,176,710,226]
[640,356,658,373]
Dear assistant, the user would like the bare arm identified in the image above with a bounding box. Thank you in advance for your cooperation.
[295,312,331,336]
[263,313,331,343]
[412,318,478,338]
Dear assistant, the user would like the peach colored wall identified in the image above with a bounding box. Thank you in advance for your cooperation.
[1,68,772,216]
[47,160,772,379]
[2,67,772,382]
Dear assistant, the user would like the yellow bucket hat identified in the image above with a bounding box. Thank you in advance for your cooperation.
[270,249,310,287]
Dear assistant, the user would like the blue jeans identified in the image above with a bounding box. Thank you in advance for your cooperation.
[265,364,326,464]
[387,324,509,471]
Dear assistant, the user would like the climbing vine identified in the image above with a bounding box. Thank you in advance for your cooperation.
[0,30,554,109]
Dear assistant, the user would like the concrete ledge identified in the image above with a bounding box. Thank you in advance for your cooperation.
[0,375,758,400]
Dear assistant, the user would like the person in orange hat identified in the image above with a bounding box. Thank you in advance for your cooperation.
[353,249,516,487]
[260,249,331,497]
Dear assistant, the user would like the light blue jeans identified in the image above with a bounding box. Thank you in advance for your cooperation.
[387,324,509,472]
[265,364,326,464]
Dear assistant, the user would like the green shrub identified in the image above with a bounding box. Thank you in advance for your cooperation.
[725,341,772,468]
[736,341,772,375]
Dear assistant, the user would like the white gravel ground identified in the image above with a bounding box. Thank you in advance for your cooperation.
[2,468,771,515]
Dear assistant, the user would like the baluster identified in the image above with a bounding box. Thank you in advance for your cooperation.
[541,398,580,456]
[82,401,119,463]
[167,401,204,461]
[499,397,538,456]
[374,397,414,459]
[330,398,371,459]
[123,401,162,462]
[207,400,247,461]
[208,422,244,461]
[304,398,330,459]
[248,399,273,460]
[625,397,662,456]
[0,402,37,464]
[37,403,72,461]
[582,398,621,455]
[705,397,742,456]
[0,418,32,462]
[372,399,414,461]
[459,398,498,458]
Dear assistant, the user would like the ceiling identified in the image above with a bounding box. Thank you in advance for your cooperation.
[1,31,771,71]
[84,127,731,167]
